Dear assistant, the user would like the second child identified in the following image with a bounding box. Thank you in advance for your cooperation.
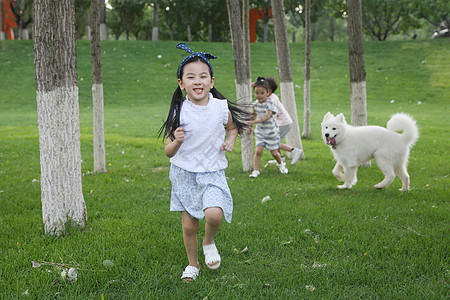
[263,77,303,165]
[248,79,288,178]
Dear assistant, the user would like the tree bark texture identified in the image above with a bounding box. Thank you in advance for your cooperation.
[302,0,311,138]
[347,0,367,126]
[91,0,106,173]
[270,0,304,155]
[34,0,86,235]
[227,0,254,171]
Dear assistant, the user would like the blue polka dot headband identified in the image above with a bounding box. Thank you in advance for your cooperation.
[176,42,217,79]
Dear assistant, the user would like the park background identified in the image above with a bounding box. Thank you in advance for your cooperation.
[1,0,449,299]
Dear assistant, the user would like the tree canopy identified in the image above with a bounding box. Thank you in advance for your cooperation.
[8,0,448,41]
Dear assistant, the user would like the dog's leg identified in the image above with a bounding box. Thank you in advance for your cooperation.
[338,166,357,189]
[373,159,396,189]
[396,165,410,191]
[332,163,345,181]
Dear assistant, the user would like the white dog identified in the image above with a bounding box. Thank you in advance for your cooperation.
[321,112,418,191]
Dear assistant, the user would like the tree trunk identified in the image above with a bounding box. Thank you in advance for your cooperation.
[187,24,191,42]
[263,20,268,42]
[152,4,158,41]
[347,0,367,126]
[227,0,254,171]
[242,0,252,106]
[91,0,106,173]
[271,0,304,157]
[34,0,87,235]
[329,16,335,42]
[100,0,107,40]
[208,22,212,42]
[302,0,311,138]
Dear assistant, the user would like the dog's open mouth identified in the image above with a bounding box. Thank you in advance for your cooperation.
[326,136,336,146]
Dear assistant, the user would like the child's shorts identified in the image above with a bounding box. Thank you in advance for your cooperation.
[279,123,292,142]
[255,133,280,151]
[169,164,233,223]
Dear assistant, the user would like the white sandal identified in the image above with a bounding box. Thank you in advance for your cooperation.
[203,243,221,269]
[181,265,199,282]
[249,170,260,178]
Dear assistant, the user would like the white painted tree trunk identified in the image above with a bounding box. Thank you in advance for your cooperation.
[227,0,254,171]
[92,83,106,172]
[36,87,86,235]
[271,0,304,158]
[91,0,107,173]
[34,0,87,235]
[347,0,367,127]
[347,0,369,166]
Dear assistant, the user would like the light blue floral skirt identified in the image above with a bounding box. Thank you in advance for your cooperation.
[169,164,233,223]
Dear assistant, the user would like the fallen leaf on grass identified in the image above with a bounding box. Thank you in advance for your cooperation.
[305,285,315,291]
[312,262,328,268]
[261,196,271,203]
[282,237,294,245]
[61,267,77,282]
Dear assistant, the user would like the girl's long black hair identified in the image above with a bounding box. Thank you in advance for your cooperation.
[158,56,251,140]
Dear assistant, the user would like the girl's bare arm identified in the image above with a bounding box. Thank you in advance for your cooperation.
[249,110,273,124]
[221,111,238,152]
[164,127,185,157]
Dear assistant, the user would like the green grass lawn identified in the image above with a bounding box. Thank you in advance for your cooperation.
[0,39,448,299]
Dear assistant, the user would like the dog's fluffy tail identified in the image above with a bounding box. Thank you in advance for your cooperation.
[387,113,419,147]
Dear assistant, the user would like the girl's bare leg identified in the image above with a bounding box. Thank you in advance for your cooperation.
[181,211,200,268]
[203,207,223,245]
[253,146,264,171]
[203,207,223,267]
[271,150,282,164]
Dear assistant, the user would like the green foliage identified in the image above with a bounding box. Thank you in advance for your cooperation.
[362,0,422,41]
[0,40,448,298]
[75,0,91,39]
[412,0,449,27]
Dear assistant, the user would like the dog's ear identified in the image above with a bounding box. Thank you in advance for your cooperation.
[336,113,347,124]
[322,112,333,123]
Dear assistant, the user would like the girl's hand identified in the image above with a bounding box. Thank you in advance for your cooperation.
[221,141,234,152]
[173,127,185,144]
[246,126,253,134]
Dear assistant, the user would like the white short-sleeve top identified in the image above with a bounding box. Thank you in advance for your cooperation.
[269,93,292,127]
[170,93,229,172]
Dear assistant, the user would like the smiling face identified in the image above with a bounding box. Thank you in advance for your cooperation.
[254,86,269,104]
[178,60,215,106]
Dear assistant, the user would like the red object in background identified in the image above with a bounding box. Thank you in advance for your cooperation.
[249,8,272,43]
[0,0,18,39]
